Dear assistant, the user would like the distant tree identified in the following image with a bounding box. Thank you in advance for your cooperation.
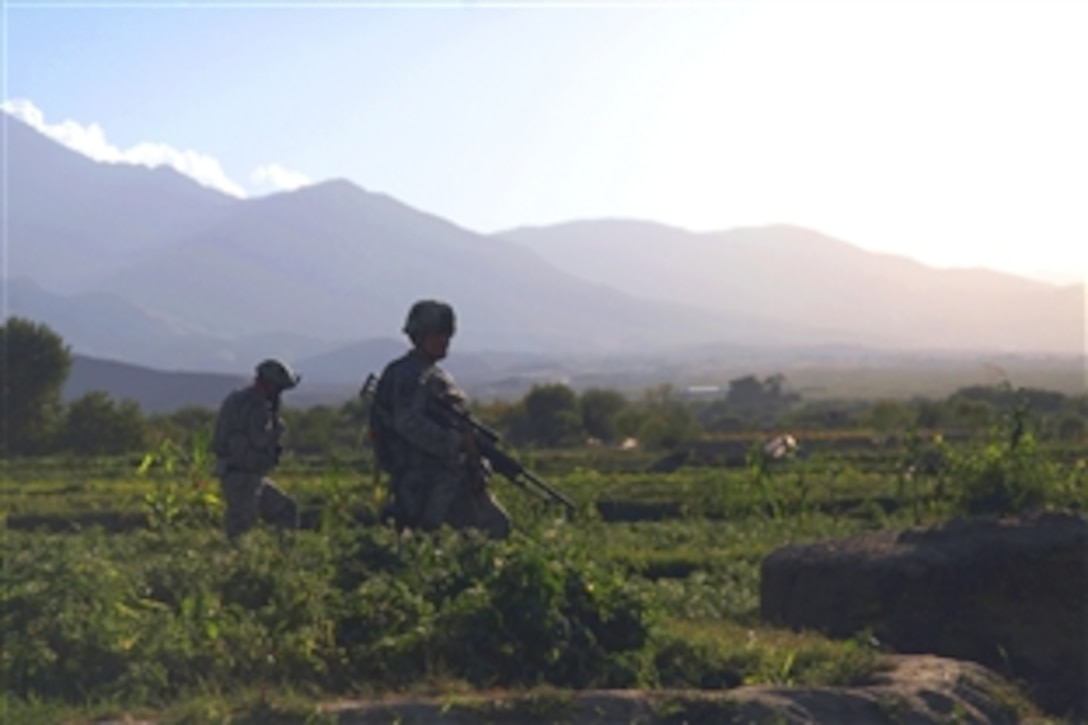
[63,391,147,456]
[166,405,218,433]
[861,399,915,433]
[696,399,747,433]
[521,383,584,447]
[724,375,765,412]
[0,317,72,455]
[283,405,339,456]
[912,400,947,430]
[579,388,627,443]
[635,406,700,450]
[147,405,217,448]
[953,384,1016,408]
[333,400,379,453]
[952,384,1065,417]
[1056,414,1085,442]
[631,384,701,449]
[498,402,533,447]
[1073,394,1088,418]
[949,398,995,431]
[782,401,865,430]
[724,373,801,424]
[764,373,788,399]
[1019,388,1066,415]
[471,399,519,432]
[613,407,647,441]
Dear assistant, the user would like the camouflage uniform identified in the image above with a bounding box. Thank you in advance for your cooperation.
[212,384,299,539]
[375,348,511,539]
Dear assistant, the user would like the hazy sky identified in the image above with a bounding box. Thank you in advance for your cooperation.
[3,1,1085,285]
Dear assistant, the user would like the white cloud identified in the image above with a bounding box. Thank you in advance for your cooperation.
[124,141,250,198]
[3,99,248,197]
[249,163,311,194]
[2,99,312,199]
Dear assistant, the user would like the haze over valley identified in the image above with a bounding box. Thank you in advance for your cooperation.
[3,113,1084,411]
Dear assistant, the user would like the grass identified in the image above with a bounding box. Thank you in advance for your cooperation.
[1,435,1083,723]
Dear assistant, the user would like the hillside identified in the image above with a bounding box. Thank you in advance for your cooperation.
[3,112,237,291]
[498,221,1085,355]
[4,111,1083,395]
[65,355,246,413]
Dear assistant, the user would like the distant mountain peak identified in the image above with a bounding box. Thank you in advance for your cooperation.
[498,217,689,237]
[302,177,364,194]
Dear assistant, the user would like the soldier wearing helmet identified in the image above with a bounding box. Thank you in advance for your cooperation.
[370,300,510,539]
[211,358,302,540]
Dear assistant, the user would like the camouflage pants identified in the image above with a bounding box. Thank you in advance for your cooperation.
[392,466,511,540]
[219,471,300,540]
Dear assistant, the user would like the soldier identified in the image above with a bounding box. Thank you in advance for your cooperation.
[371,300,511,539]
[212,358,301,540]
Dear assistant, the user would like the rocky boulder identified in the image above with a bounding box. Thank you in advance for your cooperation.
[759,511,1087,717]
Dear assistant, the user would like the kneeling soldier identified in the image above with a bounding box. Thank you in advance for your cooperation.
[212,358,301,540]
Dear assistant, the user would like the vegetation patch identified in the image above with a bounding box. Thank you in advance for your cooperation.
[2,317,1083,720]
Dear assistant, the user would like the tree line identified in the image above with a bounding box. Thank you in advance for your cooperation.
[3,316,1085,459]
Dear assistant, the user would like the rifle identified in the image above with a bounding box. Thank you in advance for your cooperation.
[359,372,378,403]
[357,372,381,476]
[430,393,577,513]
[357,373,381,437]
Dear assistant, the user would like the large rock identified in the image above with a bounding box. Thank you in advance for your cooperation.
[760,511,1088,717]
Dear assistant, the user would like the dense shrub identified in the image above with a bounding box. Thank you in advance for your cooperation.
[1,523,657,704]
[63,391,148,456]
[947,409,1057,516]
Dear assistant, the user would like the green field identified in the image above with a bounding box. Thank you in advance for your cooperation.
[2,422,1084,724]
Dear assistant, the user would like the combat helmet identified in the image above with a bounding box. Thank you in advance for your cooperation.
[403,299,456,340]
[255,358,301,390]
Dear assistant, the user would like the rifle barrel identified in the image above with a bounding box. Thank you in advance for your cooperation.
[521,469,576,510]
[432,393,576,512]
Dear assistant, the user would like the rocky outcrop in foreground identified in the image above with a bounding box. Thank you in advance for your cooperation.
[314,655,1028,724]
[760,511,1087,717]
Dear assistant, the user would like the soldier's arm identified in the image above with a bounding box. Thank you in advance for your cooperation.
[390,370,462,461]
[227,395,279,473]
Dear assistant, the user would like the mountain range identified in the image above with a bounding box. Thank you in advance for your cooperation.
[3,111,1084,411]
[500,221,1084,355]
